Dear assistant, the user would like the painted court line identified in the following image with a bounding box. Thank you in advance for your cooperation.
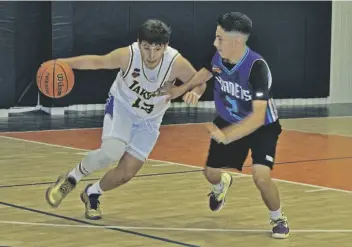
[151,163,175,167]
[150,159,352,194]
[0,202,199,247]
[0,122,206,134]
[0,220,351,233]
[281,127,352,138]
[2,117,352,137]
[305,188,330,193]
[0,135,351,194]
[0,170,203,189]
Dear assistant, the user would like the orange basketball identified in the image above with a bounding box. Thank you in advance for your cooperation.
[36,60,74,98]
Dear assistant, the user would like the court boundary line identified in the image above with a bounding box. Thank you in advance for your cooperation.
[0,122,206,134]
[150,159,352,194]
[0,135,351,194]
[279,127,352,137]
[1,116,352,138]
[0,220,351,233]
[0,201,199,247]
[0,169,204,189]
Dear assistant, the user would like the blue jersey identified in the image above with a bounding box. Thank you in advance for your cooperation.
[211,47,278,125]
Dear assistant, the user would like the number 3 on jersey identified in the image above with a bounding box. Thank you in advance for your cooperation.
[132,97,154,114]
[225,96,238,113]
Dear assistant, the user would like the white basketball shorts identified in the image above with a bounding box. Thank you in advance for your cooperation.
[102,93,162,161]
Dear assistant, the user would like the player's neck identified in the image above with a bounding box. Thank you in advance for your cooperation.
[226,46,247,64]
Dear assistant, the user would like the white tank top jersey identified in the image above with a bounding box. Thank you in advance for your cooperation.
[110,42,180,119]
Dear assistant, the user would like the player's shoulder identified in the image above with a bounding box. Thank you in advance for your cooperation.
[105,45,132,72]
[163,45,180,62]
[161,45,181,70]
[168,54,186,76]
[251,59,270,75]
[247,48,268,65]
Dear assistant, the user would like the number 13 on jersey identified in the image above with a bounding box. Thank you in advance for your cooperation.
[132,97,154,114]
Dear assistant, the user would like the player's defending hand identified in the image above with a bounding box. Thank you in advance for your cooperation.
[182,91,201,105]
[158,81,176,103]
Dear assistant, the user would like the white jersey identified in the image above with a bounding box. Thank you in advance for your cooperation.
[110,42,180,119]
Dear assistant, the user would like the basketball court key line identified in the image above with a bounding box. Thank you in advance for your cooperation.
[0,135,351,193]
[1,115,352,134]
[0,201,199,247]
[0,169,203,189]
[1,220,352,233]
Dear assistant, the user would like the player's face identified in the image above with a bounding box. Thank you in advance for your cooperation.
[213,26,238,59]
[139,41,167,69]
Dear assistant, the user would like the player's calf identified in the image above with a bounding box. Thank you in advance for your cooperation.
[252,164,290,239]
[78,152,144,219]
[99,152,144,191]
[45,138,126,208]
[68,138,127,182]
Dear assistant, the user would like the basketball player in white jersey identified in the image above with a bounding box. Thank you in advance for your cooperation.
[45,19,206,220]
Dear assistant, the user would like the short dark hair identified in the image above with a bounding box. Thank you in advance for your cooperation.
[138,19,171,45]
[217,12,252,35]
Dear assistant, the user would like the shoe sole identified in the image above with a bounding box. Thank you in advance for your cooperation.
[271,232,290,239]
[45,186,58,208]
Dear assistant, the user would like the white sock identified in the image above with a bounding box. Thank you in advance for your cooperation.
[270,207,282,219]
[87,181,103,196]
[68,162,87,182]
[212,175,225,193]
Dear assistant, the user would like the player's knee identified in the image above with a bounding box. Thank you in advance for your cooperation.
[204,166,221,184]
[252,164,271,190]
[100,138,126,163]
[203,166,213,179]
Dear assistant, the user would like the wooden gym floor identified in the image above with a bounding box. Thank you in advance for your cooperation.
[0,116,352,247]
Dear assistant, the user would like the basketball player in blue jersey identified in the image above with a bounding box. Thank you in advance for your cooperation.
[45,19,206,220]
[172,12,290,239]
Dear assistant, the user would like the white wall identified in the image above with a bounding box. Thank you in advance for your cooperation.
[329,0,352,103]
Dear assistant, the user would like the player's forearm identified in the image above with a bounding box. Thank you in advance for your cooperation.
[222,113,264,143]
[191,82,207,97]
[171,68,211,99]
[57,55,105,70]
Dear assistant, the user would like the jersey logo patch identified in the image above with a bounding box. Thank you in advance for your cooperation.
[132,68,140,78]
[212,66,221,74]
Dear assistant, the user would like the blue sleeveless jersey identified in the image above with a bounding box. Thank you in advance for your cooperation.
[211,47,278,125]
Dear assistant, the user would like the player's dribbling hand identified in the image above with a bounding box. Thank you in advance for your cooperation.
[205,123,228,144]
[182,91,200,105]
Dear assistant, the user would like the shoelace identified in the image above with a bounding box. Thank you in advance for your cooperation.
[270,217,287,226]
[59,181,74,197]
[207,191,221,201]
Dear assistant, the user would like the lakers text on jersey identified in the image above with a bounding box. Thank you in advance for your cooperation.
[110,42,180,119]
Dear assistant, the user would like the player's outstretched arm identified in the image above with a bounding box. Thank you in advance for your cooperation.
[169,55,212,100]
[181,68,212,104]
[55,47,130,70]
